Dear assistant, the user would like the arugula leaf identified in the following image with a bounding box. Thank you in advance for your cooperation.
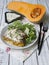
[8,20,37,45]
[8,20,22,30]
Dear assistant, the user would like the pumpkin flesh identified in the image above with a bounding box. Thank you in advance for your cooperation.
[7,1,46,23]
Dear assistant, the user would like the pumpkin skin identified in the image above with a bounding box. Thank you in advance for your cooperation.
[7,1,46,23]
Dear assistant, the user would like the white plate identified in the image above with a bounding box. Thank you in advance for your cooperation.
[1,18,39,50]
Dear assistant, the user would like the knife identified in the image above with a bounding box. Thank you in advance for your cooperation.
[38,22,43,50]
[38,25,48,55]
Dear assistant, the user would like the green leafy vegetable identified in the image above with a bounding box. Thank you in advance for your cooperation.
[8,20,37,45]
[8,20,22,30]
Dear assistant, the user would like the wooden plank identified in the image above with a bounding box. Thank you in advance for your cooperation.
[20,0,37,4]
[0,0,6,33]
[0,0,7,27]
[24,52,37,65]
[0,9,2,25]
[9,50,38,65]
[36,40,49,65]
[0,0,12,33]
[37,0,49,28]
[0,52,9,65]
[46,37,49,49]
[7,0,13,4]
[37,0,49,10]
[1,0,13,27]
[9,44,38,65]
[13,0,22,1]
[10,54,24,65]
[13,0,37,3]
[37,0,48,14]
[0,0,4,9]
[44,0,49,12]
[0,0,4,26]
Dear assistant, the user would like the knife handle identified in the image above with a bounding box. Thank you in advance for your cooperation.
[38,26,42,50]
[38,32,45,55]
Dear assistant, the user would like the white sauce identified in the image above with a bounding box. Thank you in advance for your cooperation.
[7,13,20,22]
[4,29,22,43]
[24,27,29,35]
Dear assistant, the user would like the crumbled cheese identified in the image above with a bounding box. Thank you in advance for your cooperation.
[5,29,23,43]
[24,27,29,35]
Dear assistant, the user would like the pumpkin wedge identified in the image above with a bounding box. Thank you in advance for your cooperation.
[7,1,46,23]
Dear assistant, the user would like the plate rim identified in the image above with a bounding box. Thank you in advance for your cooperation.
[1,20,38,50]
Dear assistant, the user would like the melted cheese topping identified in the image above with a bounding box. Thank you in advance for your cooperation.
[4,29,23,43]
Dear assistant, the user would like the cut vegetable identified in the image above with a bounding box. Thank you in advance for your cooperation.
[7,1,46,23]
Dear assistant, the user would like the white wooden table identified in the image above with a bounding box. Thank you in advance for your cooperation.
[0,0,49,65]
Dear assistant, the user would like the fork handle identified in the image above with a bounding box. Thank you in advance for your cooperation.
[38,26,42,50]
[38,32,45,55]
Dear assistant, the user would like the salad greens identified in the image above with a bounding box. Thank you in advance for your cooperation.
[8,20,36,45]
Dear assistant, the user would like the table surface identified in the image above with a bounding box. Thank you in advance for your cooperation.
[0,0,49,65]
